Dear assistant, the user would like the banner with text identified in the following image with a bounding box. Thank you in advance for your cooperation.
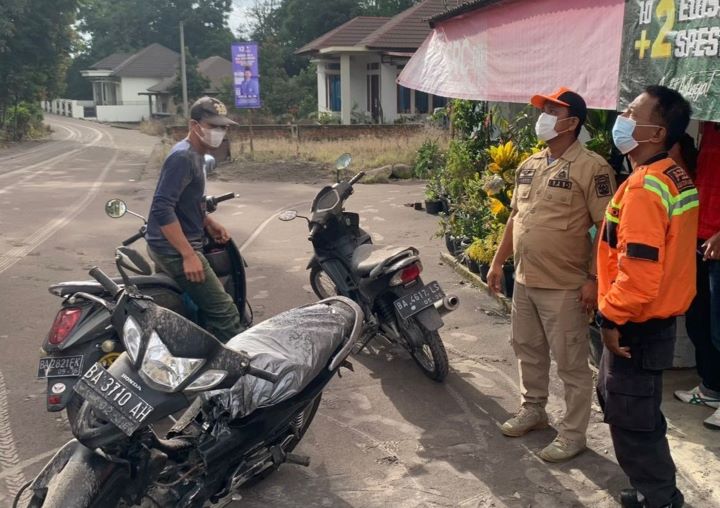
[232,42,261,109]
[619,0,720,120]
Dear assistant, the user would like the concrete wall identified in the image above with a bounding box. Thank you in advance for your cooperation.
[96,104,150,123]
[42,99,92,119]
[119,77,161,105]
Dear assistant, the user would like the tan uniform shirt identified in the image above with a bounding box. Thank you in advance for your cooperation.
[510,140,616,290]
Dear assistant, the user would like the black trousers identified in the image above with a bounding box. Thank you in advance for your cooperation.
[597,319,680,508]
[685,251,720,392]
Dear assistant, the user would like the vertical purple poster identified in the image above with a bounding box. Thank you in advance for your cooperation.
[232,42,260,109]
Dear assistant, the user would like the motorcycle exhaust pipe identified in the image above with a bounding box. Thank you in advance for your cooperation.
[434,295,459,316]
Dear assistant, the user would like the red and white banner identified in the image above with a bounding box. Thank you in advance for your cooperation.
[397,0,626,109]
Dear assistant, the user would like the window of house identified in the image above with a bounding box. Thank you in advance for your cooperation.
[432,95,448,109]
[415,91,429,114]
[326,63,340,71]
[327,75,341,112]
[366,63,379,70]
[397,85,411,114]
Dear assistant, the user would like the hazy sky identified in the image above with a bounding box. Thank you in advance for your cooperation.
[229,0,254,35]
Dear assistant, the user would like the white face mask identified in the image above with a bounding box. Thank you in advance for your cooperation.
[196,124,225,148]
[535,113,560,141]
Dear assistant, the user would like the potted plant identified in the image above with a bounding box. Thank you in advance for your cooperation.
[465,238,494,279]
[424,187,444,215]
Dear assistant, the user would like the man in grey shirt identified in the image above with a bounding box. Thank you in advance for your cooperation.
[146,96,241,342]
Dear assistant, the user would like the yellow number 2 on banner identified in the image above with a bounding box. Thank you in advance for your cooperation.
[652,0,675,59]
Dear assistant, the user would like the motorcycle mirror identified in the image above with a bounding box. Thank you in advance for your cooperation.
[335,153,352,171]
[116,247,152,276]
[278,210,298,222]
[203,154,217,174]
[105,199,127,219]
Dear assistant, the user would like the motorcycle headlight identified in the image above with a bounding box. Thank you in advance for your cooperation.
[185,370,227,392]
[123,316,142,363]
[141,331,204,392]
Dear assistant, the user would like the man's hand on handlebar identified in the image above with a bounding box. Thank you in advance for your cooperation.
[204,216,230,244]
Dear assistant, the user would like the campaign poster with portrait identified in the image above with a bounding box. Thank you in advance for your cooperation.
[232,42,261,109]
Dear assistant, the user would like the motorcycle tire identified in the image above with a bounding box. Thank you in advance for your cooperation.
[309,266,339,300]
[402,318,449,382]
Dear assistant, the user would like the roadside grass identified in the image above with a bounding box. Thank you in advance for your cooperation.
[228,126,449,169]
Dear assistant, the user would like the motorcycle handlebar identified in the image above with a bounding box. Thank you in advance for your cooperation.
[122,230,145,246]
[246,365,279,384]
[348,171,365,185]
[89,267,121,296]
[214,192,236,203]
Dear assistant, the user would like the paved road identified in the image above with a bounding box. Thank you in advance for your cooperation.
[0,116,716,507]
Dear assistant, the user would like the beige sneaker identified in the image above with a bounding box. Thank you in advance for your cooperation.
[500,404,549,437]
[537,436,587,463]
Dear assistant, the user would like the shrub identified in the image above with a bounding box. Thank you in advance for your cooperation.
[3,102,44,141]
[413,138,445,179]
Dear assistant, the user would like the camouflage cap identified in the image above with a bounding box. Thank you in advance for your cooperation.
[190,96,238,126]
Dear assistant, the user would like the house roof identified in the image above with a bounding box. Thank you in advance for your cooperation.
[360,0,449,50]
[198,56,232,91]
[90,52,132,70]
[429,0,505,27]
[296,16,390,55]
[113,43,180,78]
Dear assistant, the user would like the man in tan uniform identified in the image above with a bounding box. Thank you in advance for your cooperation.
[487,87,616,462]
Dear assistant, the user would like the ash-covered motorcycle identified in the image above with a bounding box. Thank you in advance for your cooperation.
[19,251,362,507]
[279,154,458,381]
[38,170,252,424]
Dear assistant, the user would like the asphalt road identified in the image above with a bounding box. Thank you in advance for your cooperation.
[0,116,716,508]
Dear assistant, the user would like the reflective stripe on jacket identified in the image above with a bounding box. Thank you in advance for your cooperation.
[598,155,699,325]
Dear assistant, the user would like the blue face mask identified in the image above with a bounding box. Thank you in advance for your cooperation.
[612,116,639,155]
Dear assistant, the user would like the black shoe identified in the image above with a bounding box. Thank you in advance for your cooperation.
[620,489,644,508]
[620,488,684,508]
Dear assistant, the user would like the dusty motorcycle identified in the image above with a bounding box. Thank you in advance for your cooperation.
[38,190,252,424]
[279,153,458,381]
[19,255,362,507]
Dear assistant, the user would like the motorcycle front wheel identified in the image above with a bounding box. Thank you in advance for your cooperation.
[309,266,339,300]
[401,318,449,382]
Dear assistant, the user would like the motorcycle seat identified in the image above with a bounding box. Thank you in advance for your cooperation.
[213,301,358,419]
[49,273,182,297]
[351,244,416,277]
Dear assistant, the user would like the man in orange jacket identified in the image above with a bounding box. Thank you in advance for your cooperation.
[597,85,697,508]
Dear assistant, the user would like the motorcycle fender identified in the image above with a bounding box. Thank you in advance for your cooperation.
[413,306,444,332]
[306,255,319,270]
[29,440,117,505]
[46,376,80,412]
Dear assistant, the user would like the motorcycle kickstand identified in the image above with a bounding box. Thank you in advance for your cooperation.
[270,445,310,467]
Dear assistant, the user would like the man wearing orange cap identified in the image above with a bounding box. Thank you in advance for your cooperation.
[488,87,616,462]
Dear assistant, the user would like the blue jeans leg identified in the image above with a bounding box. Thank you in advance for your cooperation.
[709,260,720,352]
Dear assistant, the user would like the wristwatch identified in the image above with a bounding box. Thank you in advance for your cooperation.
[596,312,618,330]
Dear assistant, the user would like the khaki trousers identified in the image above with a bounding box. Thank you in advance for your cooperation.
[510,282,592,443]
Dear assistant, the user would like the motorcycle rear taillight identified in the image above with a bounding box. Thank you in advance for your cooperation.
[390,262,422,287]
[47,308,82,345]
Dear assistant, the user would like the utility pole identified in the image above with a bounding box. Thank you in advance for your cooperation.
[179,21,189,118]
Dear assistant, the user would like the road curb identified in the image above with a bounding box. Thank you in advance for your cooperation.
[440,251,511,314]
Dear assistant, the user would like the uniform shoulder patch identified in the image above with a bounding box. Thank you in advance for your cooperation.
[594,174,613,197]
[663,166,695,192]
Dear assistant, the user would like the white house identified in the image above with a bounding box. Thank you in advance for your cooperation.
[296,0,449,124]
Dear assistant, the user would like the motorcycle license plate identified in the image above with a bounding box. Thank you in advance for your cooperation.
[74,363,154,436]
[37,355,84,378]
[393,281,445,320]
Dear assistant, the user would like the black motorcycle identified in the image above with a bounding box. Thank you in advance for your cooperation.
[19,253,363,507]
[38,192,252,424]
[279,154,458,381]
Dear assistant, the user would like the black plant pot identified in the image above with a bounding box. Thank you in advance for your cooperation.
[425,199,444,215]
[479,263,490,283]
[502,264,515,298]
[466,258,481,274]
[444,234,459,255]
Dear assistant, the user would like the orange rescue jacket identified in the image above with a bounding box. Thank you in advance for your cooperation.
[598,154,699,326]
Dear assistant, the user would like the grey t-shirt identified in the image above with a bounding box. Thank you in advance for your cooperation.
[146,140,206,255]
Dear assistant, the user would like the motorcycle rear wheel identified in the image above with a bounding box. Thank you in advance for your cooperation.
[402,318,449,382]
[309,266,339,300]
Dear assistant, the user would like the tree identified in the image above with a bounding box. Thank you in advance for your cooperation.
[0,0,79,123]
[360,0,418,16]
[170,51,211,112]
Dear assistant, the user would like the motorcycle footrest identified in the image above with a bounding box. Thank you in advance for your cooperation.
[286,453,311,467]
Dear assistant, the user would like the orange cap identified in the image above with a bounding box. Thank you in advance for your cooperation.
[530,87,587,122]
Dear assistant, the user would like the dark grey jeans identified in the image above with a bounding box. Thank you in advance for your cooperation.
[148,247,241,342]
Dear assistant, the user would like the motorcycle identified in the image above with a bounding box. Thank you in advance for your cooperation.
[38,184,252,424]
[278,153,458,381]
[19,253,363,507]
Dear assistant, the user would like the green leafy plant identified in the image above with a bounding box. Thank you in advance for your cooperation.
[414,138,445,180]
